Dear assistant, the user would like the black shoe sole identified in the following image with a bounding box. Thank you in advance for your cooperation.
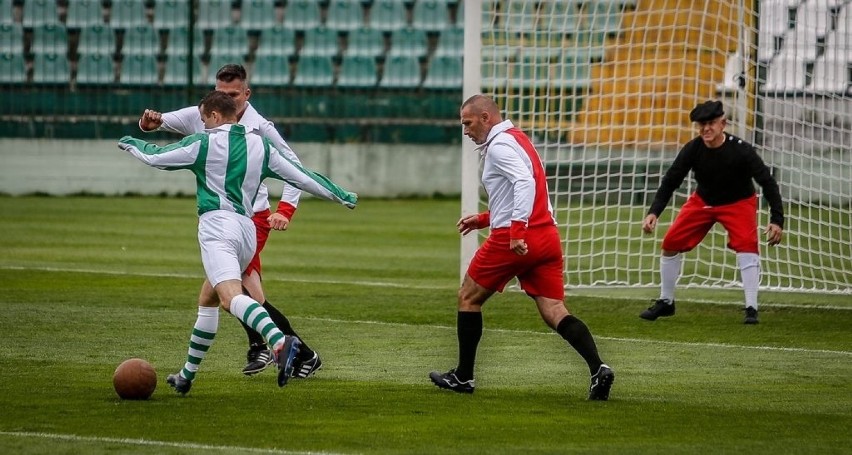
[589,371,614,401]
[276,338,301,387]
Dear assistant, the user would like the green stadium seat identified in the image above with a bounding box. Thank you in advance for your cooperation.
[23,0,59,28]
[507,56,550,90]
[165,27,205,56]
[588,1,624,36]
[65,0,105,29]
[109,0,149,30]
[33,52,69,84]
[207,53,246,82]
[119,54,158,85]
[422,55,462,89]
[209,26,249,57]
[76,53,115,85]
[0,23,23,55]
[504,0,536,35]
[412,0,450,32]
[256,26,296,57]
[434,26,463,57]
[481,61,508,91]
[32,23,68,54]
[369,0,407,32]
[0,52,26,83]
[343,27,384,58]
[326,0,365,32]
[197,0,233,30]
[300,27,339,57]
[539,1,582,35]
[240,0,278,31]
[77,25,115,56]
[0,0,12,25]
[163,54,203,86]
[283,0,321,31]
[292,55,334,87]
[379,55,421,88]
[387,28,428,58]
[337,55,377,88]
[251,54,290,86]
[153,0,190,30]
[122,25,160,56]
[554,54,591,91]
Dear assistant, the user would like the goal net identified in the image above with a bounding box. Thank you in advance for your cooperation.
[463,0,851,293]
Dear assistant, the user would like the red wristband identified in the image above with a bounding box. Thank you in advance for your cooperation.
[276,201,296,220]
[509,220,527,239]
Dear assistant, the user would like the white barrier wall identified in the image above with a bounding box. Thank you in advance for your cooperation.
[0,140,462,198]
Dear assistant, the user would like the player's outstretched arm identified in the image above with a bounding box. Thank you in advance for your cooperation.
[266,147,357,209]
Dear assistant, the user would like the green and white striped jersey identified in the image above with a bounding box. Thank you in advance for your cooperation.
[119,124,357,216]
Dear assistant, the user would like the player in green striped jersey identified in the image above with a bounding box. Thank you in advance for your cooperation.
[118,91,357,394]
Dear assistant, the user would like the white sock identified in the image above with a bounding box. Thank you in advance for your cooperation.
[181,306,219,381]
[229,294,285,350]
[737,252,761,309]
[660,253,682,302]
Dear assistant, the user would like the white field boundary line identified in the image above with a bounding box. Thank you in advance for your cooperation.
[2,264,851,311]
[295,316,852,357]
[0,431,350,455]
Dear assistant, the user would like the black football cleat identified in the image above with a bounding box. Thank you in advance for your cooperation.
[274,336,301,387]
[640,299,676,321]
[429,369,475,394]
[744,307,759,325]
[166,373,192,396]
[588,364,615,401]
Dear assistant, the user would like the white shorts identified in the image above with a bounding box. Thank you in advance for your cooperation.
[198,210,257,287]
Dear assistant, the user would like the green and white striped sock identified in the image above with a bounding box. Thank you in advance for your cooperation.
[180,306,219,382]
[229,295,285,351]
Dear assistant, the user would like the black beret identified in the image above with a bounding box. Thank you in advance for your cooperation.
[689,100,725,122]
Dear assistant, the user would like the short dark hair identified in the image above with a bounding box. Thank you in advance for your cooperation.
[199,90,237,119]
[215,64,248,83]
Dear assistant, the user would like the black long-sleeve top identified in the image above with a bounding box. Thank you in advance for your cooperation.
[647,134,784,228]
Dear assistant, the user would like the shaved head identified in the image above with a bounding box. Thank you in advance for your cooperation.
[460,95,503,145]
[461,94,501,119]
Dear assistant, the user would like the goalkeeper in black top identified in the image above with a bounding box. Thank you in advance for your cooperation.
[640,100,784,325]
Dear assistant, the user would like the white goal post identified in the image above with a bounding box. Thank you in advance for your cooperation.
[461,0,851,294]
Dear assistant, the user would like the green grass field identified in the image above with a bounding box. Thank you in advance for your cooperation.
[1,196,850,454]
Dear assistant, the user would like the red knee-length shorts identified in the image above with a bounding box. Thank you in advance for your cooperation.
[662,193,759,254]
[467,225,565,300]
[244,208,272,276]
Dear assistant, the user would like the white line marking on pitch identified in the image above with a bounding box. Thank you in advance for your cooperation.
[0,431,350,455]
[295,316,852,357]
[2,264,851,310]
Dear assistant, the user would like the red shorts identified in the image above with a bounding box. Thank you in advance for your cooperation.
[662,193,759,254]
[244,209,271,276]
[467,225,565,300]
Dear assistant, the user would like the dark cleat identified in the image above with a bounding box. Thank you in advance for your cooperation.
[429,369,475,394]
[166,373,192,396]
[588,364,615,401]
[274,336,301,387]
[744,307,759,325]
[640,299,676,321]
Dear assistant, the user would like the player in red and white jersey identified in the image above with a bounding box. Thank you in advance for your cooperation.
[429,95,614,400]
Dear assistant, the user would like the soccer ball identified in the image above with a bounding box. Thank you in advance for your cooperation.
[113,358,157,400]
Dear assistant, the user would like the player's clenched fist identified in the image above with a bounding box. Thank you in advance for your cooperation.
[139,109,163,131]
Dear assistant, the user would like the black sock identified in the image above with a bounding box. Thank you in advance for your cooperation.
[263,301,314,360]
[556,315,603,375]
[455,311,483,381]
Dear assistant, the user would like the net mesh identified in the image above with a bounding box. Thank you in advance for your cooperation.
[477,0,851,293]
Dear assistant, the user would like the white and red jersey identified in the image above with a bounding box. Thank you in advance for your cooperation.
[478,120,556,239]
[140,102,302,219]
